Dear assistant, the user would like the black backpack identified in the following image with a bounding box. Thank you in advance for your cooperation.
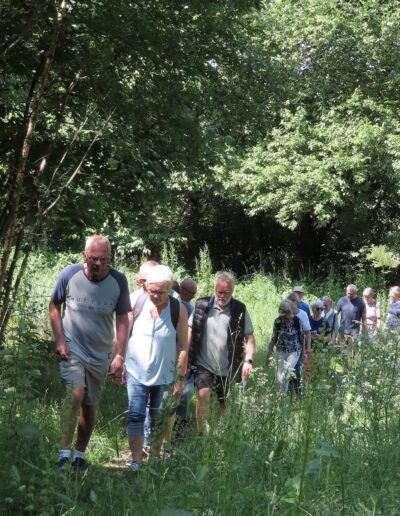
[129,292,180,337]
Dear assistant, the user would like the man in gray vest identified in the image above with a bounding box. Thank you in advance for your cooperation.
[50,235,130,471]
[188,271,255,432]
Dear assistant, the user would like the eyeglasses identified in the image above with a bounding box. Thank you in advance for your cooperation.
[147,288,168,296]
[216,290,232,296]
[86,255,109,263]
[314,307,323,311]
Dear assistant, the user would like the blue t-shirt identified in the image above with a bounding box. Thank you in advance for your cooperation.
[336,296,365,335]
[299,300,310,316]
[51,264,130,362]
[309,316,331,336]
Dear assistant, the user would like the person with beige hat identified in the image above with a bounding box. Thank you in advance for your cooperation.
[293,286,310,316]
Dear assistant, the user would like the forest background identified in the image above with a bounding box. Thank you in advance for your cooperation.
[2,0,400,325]
[1,1,400,514]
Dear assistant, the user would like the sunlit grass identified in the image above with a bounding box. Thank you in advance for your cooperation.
[1,253,399,514]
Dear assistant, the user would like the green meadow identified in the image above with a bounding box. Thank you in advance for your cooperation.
[1,252,399,515]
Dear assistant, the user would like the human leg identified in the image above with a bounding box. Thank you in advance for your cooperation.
[75,403,98,452]
[148,385,172,456]
[59,355,87,452]
[126,373,149,463]
[60,387,85,450]
[276,351,301,393]
[196,387,212,432]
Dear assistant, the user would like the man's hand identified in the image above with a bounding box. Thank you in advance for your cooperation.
[56,339,69,360]
[108,355,124,384]
[172,379,184,398]
[242,362,253,380]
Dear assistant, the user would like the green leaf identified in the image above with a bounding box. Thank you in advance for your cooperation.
[313,441,339,458]
[160,509,193,516]
[195,465,209,482]
[16,422,42,441]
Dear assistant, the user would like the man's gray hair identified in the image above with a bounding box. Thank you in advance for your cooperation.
[287,291,300,303]
[85,235,111,253]
[347,284,357,292]
[214,271,236,288]
[322,296,332,305]
[279,299,294,316]
[146,265,173,285]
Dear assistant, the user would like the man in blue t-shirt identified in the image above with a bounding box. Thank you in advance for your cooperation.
[293,286,310,316]
[335,284,366,345]
[49,235,130,471]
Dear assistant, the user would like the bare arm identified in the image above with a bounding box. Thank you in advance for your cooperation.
[266,338,275,364]
[49,301,68,359]
[304,330,311,351]
[376,304,381,330]
[242,333,256,380]
[109,313,129,383]
[173,303,189,396]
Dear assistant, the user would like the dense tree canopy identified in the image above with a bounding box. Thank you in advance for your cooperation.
[1,0,400,325]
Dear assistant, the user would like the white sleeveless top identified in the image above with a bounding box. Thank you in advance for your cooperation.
[125,298,176,386]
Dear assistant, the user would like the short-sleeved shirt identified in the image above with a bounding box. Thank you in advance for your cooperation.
[296,308,311,332]
[51,264,130,363]
[365,300,380,326]
[272,316,303,353]
[188,298,254,376]
[299,300,310,316]
[309,316,331,336]
[336,296,365,334]
[125,298,177,386]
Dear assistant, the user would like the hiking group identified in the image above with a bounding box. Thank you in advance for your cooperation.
[49,234,400,472]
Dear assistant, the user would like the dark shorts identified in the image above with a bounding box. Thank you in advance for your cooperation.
[195,366,229,403]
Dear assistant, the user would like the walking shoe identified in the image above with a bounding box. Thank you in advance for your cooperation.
[71,457,88,472]
[128,461,143,472]
[57,457,70,470]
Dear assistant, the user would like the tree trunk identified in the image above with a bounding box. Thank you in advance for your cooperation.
[0,0,68,305]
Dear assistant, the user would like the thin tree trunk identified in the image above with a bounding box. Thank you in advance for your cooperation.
[0,0,68,301]
[0,212,43,335]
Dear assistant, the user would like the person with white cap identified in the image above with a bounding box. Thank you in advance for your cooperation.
[293,286,310,316]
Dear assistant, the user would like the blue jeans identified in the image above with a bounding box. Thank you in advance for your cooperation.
[126,372,172,437]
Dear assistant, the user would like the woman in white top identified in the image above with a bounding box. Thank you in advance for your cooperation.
[125,265,188,471]
[363,287,381,339]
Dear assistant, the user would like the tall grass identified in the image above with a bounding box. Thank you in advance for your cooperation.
[1,251,399,514]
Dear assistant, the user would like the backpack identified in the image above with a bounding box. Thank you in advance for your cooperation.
[129,292,180,337]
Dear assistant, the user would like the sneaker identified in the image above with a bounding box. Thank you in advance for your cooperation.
[57,457,70,470]
[128,461,143,472]
[71,457,88,472]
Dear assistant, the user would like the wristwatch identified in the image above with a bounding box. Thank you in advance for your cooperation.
[244,359,253,365]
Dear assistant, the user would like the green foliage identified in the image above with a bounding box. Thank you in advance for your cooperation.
[194,244,214,297]
[365,245,400,272]
[2,253,400,513]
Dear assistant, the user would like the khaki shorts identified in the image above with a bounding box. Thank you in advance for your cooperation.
[59,354,110,406]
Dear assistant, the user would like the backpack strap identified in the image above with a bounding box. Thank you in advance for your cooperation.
[128,292,148,338]
[169,295,180,330]
[129,293,180,337]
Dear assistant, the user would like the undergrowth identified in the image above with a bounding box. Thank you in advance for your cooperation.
[0,251,399,515]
